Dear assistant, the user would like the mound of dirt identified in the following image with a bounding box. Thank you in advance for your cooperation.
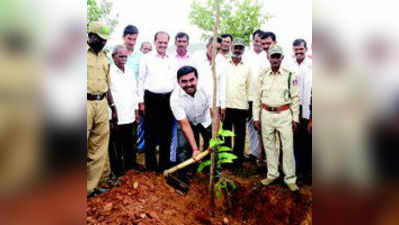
[87,170,312,225]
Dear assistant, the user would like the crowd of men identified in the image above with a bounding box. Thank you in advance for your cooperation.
[87,21,312,197]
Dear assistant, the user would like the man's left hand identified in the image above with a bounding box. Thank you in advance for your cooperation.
[292,121,299,132]
[135,111,140,124]
[307,119,312,134]
[111,107,118,124]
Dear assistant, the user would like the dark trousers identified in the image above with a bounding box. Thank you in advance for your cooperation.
[144,90,174,172]
[223,108,248,166]
[294,116,312,182]
[176,123,212,181]
[109,122,137,177]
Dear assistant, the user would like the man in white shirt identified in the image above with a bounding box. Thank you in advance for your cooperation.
[289,39,312,184]
[108,45,140,177]
[192,36,226,120]
[223,38,252,167]
[170,32,193,164]
[170,66,213,184]
[138,31,175,172]
[220,33,233,60]
[261,31,277,54]
[243,29,267,163]
[140,41,152,54]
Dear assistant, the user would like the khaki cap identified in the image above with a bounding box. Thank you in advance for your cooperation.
[88,21,110,40]
[268,44,284,56]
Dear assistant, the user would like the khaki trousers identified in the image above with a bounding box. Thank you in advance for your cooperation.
[261,109,296,184]
[87,99,110,194]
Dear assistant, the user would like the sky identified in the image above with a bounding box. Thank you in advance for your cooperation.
[108,0,312,54]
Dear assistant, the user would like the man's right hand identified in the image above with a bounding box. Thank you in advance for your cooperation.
[139,103,145,116]
[254,120,261,132]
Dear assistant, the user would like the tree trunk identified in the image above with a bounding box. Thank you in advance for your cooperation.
[209,0,220,217]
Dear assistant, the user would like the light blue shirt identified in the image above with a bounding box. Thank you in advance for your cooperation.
[110,49,141,79]
[125,50,141,79]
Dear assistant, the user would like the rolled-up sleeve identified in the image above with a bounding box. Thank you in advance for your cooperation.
[170,92,186,121]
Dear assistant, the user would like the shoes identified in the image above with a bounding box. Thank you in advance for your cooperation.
[129,164,146,172]
[247,154,258,162]
[87,188,110,198]
[260,178,275,186]
[287,183,299,192]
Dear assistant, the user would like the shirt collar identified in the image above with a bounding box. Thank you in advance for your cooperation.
[178,86,197,98]
[176,53,190,59]
[154,51,169,59]
[111,64,125,74]
[268,69,282,76]
[228,58,244,65]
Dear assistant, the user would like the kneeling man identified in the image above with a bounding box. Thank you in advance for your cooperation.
[170,66,213,183]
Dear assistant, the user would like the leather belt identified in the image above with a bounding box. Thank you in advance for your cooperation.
[262,104,290,113]
[87,93,106,101]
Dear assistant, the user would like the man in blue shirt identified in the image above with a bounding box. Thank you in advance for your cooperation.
[121,25,141,79]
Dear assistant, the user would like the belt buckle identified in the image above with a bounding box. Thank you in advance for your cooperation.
[270,106,275,112]
[96,95,101,100]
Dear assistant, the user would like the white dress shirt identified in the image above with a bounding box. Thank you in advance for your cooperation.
[170,53,194,74]
[109,64,139,125]
[302,65,312,119]
[243,49,267,102]
[191,50,226,108]
[287,57,312,108]
[138,51,176,103]
[170,86,212,128]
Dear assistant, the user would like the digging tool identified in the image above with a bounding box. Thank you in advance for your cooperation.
[164,149,211,193]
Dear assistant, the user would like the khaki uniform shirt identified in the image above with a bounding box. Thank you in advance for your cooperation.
[87,45,110,94]
[253,67,300,122]
[224,59,252,110]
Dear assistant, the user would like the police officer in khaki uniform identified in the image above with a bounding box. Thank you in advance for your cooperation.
[87,22,118,197]
[253,45,300,192]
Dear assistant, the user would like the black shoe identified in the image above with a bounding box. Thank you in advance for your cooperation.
[95,188,109,194]
[131,164,146,172]
[246,154,258,163]
[87,188,109,198]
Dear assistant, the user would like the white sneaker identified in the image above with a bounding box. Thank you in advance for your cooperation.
[260,178,275,186]
[287,183,299,192]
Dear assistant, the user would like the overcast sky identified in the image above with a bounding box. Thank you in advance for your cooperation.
[108,0,312,53]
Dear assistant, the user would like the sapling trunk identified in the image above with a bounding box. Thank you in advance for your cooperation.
[209,0,220,217]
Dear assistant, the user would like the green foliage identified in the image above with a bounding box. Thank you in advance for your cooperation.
[189,0,271,44]
[197,160,211,173]
[197,122,237,201]
[87,0,119,33]
[209,137,224,149]
[215,176,237,200]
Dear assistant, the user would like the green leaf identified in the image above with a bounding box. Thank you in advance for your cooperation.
[219,130,235,137]
[227,180,237,190]
[219,158,234,164]
[218,152,238,161]
[210,138,223,148]
[218,121,224,135]
[218,146,232,152]
[216,190,222,199]
[197,160,211,172]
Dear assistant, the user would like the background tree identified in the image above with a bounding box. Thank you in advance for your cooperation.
[87,0,119,33]
[189,0,271,45]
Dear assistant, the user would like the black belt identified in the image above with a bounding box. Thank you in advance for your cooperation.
[87,93,106,101]
[144,90,171,98]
